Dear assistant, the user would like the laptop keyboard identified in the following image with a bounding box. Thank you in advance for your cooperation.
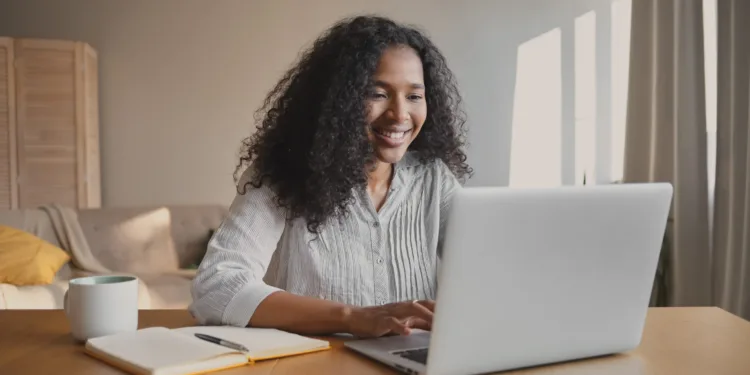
[392,348,429,364]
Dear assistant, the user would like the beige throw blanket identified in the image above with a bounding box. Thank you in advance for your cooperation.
[39,204,112,274]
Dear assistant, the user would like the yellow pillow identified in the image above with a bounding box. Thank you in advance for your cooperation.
[0,225,70,286]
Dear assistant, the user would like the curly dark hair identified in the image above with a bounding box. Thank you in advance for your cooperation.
[236,15,472,233]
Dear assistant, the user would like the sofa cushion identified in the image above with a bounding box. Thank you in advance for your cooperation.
[78,205,226,270]
[76,207,180,274]
[151,205,226,268]
[135,274,193,309]
[0,226,70,286]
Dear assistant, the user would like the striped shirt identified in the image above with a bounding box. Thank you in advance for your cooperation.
[188,152,460,327]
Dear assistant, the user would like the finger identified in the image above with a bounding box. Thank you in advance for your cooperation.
[386,317,412,336]
[399,301,434,323]
[405,318,431,331]
[416,300,436,312]
[373,317,407,337]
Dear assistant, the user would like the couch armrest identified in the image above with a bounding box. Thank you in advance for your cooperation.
[0,281,68,309]
[163,269,198,279]
[0,284,6,309]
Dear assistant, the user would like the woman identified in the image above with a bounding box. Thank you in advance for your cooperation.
[189,15,472,338]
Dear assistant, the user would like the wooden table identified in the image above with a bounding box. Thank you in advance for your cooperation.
[1,307,749,374]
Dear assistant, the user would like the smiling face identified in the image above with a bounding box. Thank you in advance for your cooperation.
[366,45,427,165]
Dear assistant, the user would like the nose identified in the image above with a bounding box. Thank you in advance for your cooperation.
[387,98,409,123]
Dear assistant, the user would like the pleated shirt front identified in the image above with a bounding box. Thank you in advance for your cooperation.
[189,152,460,327]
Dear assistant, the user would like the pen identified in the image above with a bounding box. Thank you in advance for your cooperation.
[194,333,249,352]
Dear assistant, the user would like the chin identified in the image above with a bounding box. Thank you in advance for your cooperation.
[374,148,408,165]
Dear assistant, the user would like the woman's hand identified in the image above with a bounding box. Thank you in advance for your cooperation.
[343,300,436,338]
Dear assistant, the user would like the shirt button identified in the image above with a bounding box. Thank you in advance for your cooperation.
[379,299,386,305]
[377,258,384,264]
[373,221,380,228]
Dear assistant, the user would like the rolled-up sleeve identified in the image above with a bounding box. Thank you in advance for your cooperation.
[189,169,286,327]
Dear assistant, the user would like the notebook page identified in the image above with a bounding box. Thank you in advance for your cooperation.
[173,326,330,358]
[85,327,247,374]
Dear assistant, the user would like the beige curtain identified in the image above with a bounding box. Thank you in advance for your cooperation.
[712,0,750,319]
[624,0,712,306]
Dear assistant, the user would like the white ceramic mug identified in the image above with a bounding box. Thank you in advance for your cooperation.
[64,275,139,342]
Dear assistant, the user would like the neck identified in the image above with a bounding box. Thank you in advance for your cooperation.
[366,160,393,192]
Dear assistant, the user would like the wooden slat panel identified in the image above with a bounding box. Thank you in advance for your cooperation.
[83,44,100,208]
[20,144,75,157]
[75,43,85,208]
[24,159,77,185]
[0,40,11,209]
[14,38,78,52]
[20,125,76,145]
[20,186,77,208]
[0,38,17,209]
[15,38,78,208]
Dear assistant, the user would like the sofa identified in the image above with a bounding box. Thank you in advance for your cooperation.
[0,205,227,310]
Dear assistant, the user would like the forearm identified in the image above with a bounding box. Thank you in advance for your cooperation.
[248,291,354,335]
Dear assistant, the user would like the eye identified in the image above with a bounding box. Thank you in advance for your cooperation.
[369,91,388,100]
[408,94,423,101]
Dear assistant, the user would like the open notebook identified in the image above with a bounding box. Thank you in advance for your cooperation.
[84,326,331,375]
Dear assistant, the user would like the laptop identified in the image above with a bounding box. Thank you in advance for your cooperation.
[345,183,673,375]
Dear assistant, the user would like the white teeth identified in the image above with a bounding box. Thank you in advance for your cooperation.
[374,128,409,140]
[384,131,405,139]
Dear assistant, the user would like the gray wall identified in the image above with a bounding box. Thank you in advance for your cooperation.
[0,0,624,207]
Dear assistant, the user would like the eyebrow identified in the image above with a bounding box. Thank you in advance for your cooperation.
[374,80,425,90]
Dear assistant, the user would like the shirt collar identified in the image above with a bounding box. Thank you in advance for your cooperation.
[395,151,421,169]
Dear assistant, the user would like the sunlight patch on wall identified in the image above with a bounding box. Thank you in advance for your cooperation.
[509,28,562,188]
[575,11,597,185]
[703,0,717,192]
[610,0,632,183]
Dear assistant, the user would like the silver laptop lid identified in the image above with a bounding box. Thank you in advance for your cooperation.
[427,183,672,375]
